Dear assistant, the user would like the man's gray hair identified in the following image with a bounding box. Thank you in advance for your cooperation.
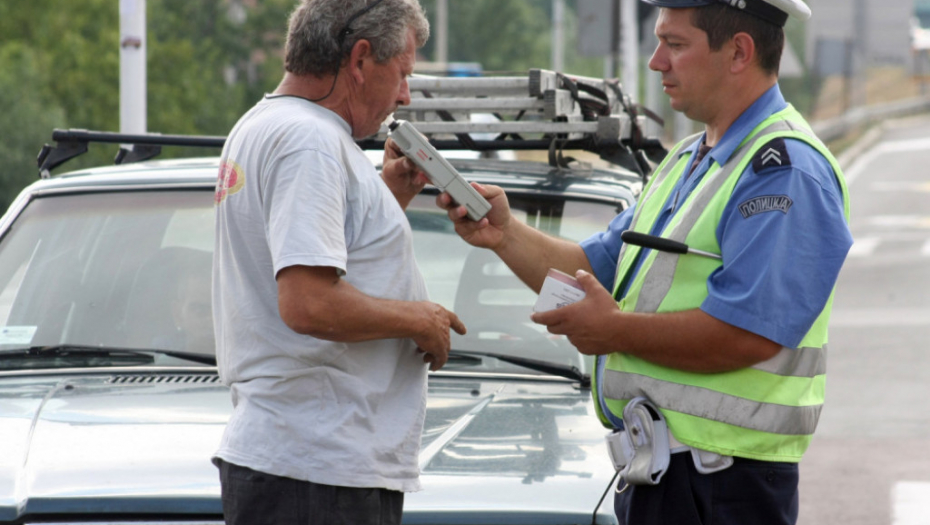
[285,0,430,77]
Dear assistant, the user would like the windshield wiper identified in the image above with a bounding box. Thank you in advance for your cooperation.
[145,348,216,365]
[448,349,590,387]
[0,345,216,366]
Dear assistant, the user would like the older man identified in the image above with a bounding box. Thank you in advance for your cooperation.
[212,1,465,524]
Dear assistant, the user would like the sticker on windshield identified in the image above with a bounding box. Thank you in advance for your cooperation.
[0,326,37,345]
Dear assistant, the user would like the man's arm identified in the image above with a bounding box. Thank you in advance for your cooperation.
[531,270,781,373]
[438,183,593,292]
[276,265,465,370]
[439,183,778,372]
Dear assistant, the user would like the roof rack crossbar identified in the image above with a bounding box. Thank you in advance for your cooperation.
[50,129,226,148]
[406,96,550,112]
[37,129,226,178]
[378,117,629,140]
[408,76,529,95]
[37,69,666,179]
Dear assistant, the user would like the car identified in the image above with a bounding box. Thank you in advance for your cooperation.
[0,70,663,524]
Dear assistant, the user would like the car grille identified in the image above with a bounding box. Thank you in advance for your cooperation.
[26,522,224,525]
[108,374,221,384]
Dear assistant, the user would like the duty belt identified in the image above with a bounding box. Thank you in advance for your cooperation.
[605,397,734,490]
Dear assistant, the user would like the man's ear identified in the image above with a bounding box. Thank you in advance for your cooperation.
[730,32,756,74]
[347,38,373,84]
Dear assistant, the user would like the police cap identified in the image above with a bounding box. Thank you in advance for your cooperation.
[640,0,811,27]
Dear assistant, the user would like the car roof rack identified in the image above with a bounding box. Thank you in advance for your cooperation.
[37,69,666,180]
[363,68,667,179]
[36,129,226,179]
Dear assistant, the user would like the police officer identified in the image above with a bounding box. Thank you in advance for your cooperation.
[437,0,852,523]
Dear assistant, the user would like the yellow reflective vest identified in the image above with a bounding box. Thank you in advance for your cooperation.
[595,105,850,463]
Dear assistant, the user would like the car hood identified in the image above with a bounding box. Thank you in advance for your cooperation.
[0,371,617,524]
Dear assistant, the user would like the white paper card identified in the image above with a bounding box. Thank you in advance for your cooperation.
[534,269,585,312]
[0,326,37,345]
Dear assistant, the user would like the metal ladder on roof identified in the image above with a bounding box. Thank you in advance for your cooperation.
[385,69,641,143]
[366,68,666,178]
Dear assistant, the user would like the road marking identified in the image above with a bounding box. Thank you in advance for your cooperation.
[831,309,930,327]
[847,236,930,257]
[845,136,930,186]
[847,236,880,257]
[870,181,930,192]
[893,482,930,525]
[868,216,930,229]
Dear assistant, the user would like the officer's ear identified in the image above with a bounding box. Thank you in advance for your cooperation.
[729,32,756,74]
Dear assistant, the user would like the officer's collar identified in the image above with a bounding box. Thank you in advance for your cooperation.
[676,84,789,168]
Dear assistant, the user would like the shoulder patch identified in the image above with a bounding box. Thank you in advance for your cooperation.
[738,195,793,218]
[752,138,792,173]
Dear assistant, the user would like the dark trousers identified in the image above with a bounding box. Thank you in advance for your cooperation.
[216,458,404,525]
[615,452,799,525]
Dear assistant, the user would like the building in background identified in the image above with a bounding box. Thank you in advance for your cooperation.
[806,0,913,68]
[805,0,918,112]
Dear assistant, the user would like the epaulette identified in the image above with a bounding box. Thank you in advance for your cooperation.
[751,137,792,173]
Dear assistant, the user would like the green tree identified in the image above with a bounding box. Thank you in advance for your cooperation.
[0,44,66,212]
[0,0,295,193]
[418,0,551,73]
[0,0,693,209]
[146,0,294,137]
[1,0,121,177]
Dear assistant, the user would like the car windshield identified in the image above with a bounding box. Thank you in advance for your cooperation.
[0,190,215,367]
[0,187,622,375]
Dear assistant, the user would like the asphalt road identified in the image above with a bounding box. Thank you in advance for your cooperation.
[798,117,930,525]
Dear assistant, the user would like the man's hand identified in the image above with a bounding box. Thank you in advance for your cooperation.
[278,266,467,371]
[381,137,429,210]
[436,182,511,250]
[530,270,621,356]
[530,270,784,372]
[414,302,467,371]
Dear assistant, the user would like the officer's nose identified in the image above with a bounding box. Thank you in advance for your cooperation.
[648,46,667,73]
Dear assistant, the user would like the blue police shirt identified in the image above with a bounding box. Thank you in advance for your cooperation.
[580,84,852,350]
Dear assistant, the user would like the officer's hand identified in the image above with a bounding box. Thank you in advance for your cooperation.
[530,270,621,356]
[436,182,510,250]
[414,302,466,371]
[382,138,429,209]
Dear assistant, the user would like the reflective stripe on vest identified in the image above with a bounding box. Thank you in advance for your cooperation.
[631,120,800,311]
[600,106,849,462]
[611,134,703,293]
[601,372,821,435]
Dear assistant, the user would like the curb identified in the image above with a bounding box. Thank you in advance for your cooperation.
[834,123,886,169]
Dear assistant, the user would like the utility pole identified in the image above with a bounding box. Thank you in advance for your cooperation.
[435,0,448,67]
[853,0,869,107]
[552,0,565,72]
[119,0,147,134]
[620,0,638,97]
[604,0,619,78]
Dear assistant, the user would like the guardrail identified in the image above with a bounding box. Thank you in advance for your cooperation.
[812,95,930,143]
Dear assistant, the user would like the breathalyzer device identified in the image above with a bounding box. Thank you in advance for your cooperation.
[387,119,492,221]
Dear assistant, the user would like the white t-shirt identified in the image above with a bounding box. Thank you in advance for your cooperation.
[212,96,429,492]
